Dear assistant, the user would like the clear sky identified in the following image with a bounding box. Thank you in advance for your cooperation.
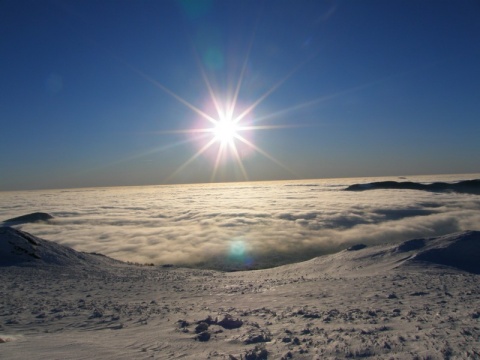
[1,0,479,190]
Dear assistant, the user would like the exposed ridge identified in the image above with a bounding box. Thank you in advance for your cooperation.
[3,212,54,225]
[0,227,121,267]
[345,179,480,194]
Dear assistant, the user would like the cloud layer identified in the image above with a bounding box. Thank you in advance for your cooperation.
[2,174,479,270]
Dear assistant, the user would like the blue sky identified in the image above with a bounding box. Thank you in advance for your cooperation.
[1,0,479,190]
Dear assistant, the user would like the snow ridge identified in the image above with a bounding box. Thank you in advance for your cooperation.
[0,227,121,267]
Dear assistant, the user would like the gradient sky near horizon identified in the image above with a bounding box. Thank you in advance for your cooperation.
[1,0,479,191]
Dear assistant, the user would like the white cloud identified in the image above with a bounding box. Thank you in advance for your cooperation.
[2,175,479,269]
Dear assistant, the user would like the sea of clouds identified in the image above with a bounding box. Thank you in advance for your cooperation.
[1,174,479,270]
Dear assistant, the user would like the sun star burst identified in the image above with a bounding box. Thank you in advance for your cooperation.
[125,31,305,183]
[213,117,239,145]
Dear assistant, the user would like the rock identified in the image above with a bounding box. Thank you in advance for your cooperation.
[302,312,320,319]
[177,319,189,328]
[89,308,103,319]
[197,315,216,325]
[347,244,367,251]
[244,330,271,344]
[244,345,268,360]
[195,331,211,342]
[195,322,209,334]
[218,314,243,329]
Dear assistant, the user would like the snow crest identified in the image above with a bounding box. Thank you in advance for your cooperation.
[0,227,120,267]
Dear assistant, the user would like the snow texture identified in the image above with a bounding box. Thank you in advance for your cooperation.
[1,228,479,359]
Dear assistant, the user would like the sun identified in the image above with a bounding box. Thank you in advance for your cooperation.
[213,117,239,145]
[132,33,301,182]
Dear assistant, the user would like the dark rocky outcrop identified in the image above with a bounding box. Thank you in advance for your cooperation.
[195,322,209,334]
[244,346,268,360]
[3,212,54,224]
[347,244,367,251]
[195,331,211,342]
[345,179,480,195]
[244,330,271,344]
[218,314,243,329]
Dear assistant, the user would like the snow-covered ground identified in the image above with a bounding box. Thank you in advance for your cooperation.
[1,227,479,359]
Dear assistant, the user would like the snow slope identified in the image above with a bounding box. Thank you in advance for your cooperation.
[1,228,479,359]
[0,227,121,267]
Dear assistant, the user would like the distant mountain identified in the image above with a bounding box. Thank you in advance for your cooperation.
[345,179,480,194]
[0,227,122,267]
[3,212,54,225]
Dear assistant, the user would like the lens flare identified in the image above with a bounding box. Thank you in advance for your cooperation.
[228,238,254,268]
[229,239,246,259]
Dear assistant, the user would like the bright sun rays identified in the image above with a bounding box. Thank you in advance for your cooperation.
[212,117,238,145]
[102,41,388,183]
[120,17,323,184]
[142,58,301,183]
